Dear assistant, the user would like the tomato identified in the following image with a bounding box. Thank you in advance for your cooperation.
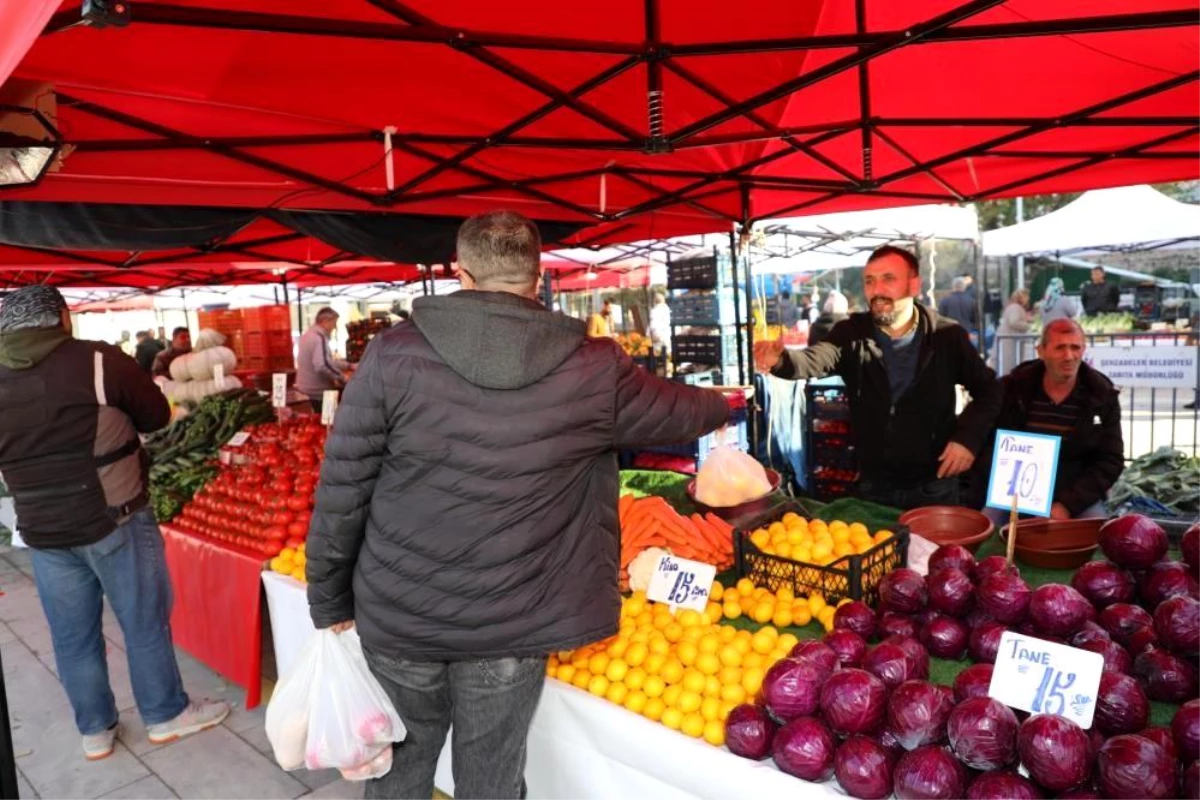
[286,521,308,539]
[264,525,287,542]
[272,511,293,526]
[286,495,310,512]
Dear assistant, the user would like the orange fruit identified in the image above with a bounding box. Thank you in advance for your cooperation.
[704,675,722,697]
[556,664,576,684]
[624,642,648,668]
[663,684,683,708]
[644,652,667,675]
[605,658,629,683]
[571,669,592,690]
[643,697,665,722]
[642,675,666,698]
[588,652,610,675]
[695,652,721,676]
[709,581,724,602]
[681,669,707,694]
[661,707,683,731]
[605,681,629,705]
[587,674,610,697]
[720,683,747,705]
[623,666,646,691]
[681,713,706,739]
[703,719,726,746]
[660,658,685,685]
[677,690,702,714]
[623,690,648,715]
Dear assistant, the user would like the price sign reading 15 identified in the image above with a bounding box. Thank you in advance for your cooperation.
[988,632,1104,729]
[985,429,1061,518]
[646,555,717,613]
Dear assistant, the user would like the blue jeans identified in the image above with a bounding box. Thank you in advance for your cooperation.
[362,647,547,799]
[31,508,189,735]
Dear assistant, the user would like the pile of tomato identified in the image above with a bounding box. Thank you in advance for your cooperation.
[173,416,327,556]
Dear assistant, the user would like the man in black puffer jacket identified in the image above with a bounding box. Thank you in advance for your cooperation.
[305,211,729,799]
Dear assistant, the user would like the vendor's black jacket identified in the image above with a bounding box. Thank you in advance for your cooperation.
[1081,281,1120,316]
[772,304,1002,487]
[305,290,730,660]
[976,359,1124,516]
[0,328,170,548]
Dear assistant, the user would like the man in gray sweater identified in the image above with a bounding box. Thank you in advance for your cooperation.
[306,211,730,799]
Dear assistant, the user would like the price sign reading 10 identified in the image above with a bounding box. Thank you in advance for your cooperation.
[985,430,1062,518]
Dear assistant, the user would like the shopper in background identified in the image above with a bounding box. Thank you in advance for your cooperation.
[938,276,979,333]
[974,319,1123,522]
[647,291,672,353]
[1081,266,1120,316]
[297,307,351,413]
[151,326,191,378]
[306,210,729,799]
[134,329,164,373]
[991,288,1032,376]
[754,245,1002,510]
[587,299,614,338]
[0,286,229,761]
[807,290,849,347]
[1038,277,1080,324]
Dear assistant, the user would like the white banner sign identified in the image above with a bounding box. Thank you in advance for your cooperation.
[1084,345,1198,389]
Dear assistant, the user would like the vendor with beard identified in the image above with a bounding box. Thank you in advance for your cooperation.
[754,246,1002,510]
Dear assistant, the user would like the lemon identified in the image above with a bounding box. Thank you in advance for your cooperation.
[702,719,726,746]
[661,707,683,731]
[681,713,706,739]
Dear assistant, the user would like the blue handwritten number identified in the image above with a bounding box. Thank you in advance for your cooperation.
[1006,459,1023,496]
[1032,668,1077,716]
[670,572,695,604]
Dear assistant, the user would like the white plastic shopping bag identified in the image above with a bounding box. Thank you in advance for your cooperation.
[265,629,407,780]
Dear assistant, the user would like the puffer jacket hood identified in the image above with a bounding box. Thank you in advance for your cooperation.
[412,291,586,390]
[0,327,70,370]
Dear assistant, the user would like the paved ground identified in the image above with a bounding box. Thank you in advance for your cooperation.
[0,546,364,800]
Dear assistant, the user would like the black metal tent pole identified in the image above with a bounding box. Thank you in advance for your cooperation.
[729,229,746,387]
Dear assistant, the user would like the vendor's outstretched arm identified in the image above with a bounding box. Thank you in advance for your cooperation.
[306,343,388,628]
[755,322,849,381]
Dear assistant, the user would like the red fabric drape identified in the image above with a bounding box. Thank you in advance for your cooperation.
[0,1,57,89]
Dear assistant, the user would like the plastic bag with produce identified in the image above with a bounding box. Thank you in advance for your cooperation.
[694,431,771,507]
[265,628,407,778]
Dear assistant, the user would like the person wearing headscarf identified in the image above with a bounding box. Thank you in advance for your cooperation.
[0,286,229,760]
[1038,277,1080,324]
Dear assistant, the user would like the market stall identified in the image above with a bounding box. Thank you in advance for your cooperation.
[252,465,1196,799]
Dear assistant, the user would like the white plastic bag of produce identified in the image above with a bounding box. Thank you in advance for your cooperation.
[694,432,772,507]
[264,628,406,779]
[264,632,320,770]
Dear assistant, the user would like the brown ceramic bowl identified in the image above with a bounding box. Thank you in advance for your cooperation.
[998,518,1103,569]
[898,506,994,553]
[688,469,783,522]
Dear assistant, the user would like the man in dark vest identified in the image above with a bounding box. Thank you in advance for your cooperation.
[0,286,229,761]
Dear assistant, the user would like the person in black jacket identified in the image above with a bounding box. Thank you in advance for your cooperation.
[754,245,1002,510]
[305,211,729,800]
[134,329,164,372]
[1081,266,1120,316]
[0,287,229,761]
[938,276,979,332]
[975,318,1124,522]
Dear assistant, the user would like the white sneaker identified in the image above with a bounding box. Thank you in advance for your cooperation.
[83,722,119,761]
[146,700,230,745]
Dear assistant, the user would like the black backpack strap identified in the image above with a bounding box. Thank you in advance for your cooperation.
[94,437,142,468]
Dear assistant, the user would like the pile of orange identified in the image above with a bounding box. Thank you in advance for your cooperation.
[269,545,306,582]
[718,579,850,633]
[547,590,799,746]
[748,513,893,566]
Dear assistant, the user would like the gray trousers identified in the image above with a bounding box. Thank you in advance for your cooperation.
[362,647,547,800]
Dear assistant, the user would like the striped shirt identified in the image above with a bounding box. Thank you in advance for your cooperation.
[1025,382,1083,437]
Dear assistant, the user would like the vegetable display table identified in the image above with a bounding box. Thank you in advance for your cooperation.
[160,524,267,708]
[260,571,829,799]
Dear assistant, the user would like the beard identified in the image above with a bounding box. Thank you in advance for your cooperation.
[870,296,897,325]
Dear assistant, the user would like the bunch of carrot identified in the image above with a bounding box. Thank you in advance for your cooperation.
[618,494,735,587]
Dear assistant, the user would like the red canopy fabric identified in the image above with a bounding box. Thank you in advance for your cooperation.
[3,1,1198,253]
[0,1,57,89]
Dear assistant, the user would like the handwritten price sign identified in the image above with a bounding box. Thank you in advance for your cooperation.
[985,429,1061,518]
[271,373,288,408]
[988,632,1104,728]
[646,554,717,613]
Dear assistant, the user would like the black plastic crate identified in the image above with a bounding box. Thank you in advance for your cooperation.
[673,334,723,365]
[734,501,909,605]
[668,256,721,290]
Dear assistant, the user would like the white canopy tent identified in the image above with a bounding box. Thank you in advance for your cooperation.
[982,185,1200,257]
[749,203,980,275]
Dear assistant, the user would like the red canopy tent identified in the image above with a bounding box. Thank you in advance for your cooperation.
[0,0,1196,282]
